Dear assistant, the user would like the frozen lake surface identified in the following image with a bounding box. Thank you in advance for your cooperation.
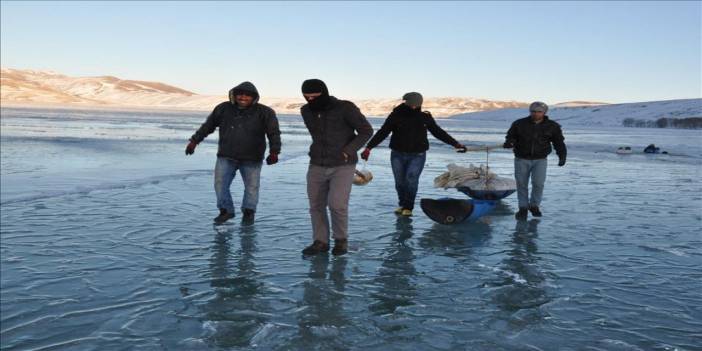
[1,107,701,350]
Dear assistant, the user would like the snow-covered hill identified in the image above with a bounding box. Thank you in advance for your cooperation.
[2,68,537,117]
[452,99,701,128]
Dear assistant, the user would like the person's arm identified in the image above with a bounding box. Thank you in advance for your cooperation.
[425,112,461,147]
[552,123,567,166]
[365,112,396,150]
[504,121,518,148]
[190,104,222,144]
[264,108,282,155]
[341,102,374,157]
[186,104,221,155]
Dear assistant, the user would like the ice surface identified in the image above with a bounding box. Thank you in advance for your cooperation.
[1,106,701,350]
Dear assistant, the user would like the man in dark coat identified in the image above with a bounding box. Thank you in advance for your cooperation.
[504,101,566,220]
[299,79,373,256]
[186,81,281,224]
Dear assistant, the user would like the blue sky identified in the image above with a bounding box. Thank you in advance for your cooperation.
[1,1,700,103]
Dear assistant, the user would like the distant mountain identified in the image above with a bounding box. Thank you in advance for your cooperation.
[1,68,535,117]
[452,98,702,128]
[553,101,608,107]
[1,68,196,107]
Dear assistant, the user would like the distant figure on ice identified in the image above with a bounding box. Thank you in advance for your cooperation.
[504,101,567,220]
[300,79,373,256]
[360,92,467,217]
[185,81,281,224]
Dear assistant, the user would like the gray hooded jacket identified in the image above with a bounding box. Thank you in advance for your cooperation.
[190,82,281,161]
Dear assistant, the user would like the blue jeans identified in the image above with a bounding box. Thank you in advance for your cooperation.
[514,157,548,209]
[391,151,426,210]
[214,157,262,214]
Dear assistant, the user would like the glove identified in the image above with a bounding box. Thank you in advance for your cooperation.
[361,148,371,161]
[266,153,279,165]
[454,143,467,153]
[185,141,197,155]
[558,158,566,167]
[503,141,514,149]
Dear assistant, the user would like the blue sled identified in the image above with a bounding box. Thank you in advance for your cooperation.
[420,198,497,225]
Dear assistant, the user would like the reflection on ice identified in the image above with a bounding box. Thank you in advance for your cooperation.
[1,107,700,350]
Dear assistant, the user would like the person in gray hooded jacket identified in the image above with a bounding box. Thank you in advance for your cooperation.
[186,81,281,224]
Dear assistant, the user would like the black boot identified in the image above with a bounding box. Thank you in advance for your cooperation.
[332,239,348,256]
[302,240,329,256]
[214,208,235,224]
[515,208,528,220]
[529,206,542,217]
[242,208,255,224]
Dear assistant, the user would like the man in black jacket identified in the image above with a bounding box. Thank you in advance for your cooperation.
[504,101,566,220]
[300,79,373,256]
[186,81,281,224]
[361,92,466,216]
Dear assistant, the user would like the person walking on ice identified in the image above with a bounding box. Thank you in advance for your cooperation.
[186,81,281,225]
[503,101,566,220]
[361,92,467,217]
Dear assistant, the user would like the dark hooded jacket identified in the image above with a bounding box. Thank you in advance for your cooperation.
[366,103,460,153]
[505,116,566,161]
[301,96,373,167]
[190,81,281,161]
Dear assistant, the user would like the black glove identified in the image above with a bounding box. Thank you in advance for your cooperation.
[503,141,514,149]
[185,141,197,155]
[454,143,467,153]
[266,153,279,165]
[558,158,566,167]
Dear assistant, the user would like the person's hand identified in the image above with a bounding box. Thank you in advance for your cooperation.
[503,141,514,149]
[558,158,566,167]
[361,148,371,161]
[185,141,197,155]
[342,152,349,163]
[454,143,467,153]
[266,153,279,165]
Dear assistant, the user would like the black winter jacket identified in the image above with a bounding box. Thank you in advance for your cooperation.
[505,116,566,161]
[366,104,459,153]
[301,97,373,167]
[190,82,281,162]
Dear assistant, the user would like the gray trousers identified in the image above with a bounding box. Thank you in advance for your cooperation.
[307,164,355,243]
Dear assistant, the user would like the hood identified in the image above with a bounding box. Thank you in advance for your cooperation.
[229,81,260,106]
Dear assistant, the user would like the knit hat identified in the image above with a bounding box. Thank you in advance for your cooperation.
[402,92,423,107]
[529,101,548,113]
[301,79,328,95]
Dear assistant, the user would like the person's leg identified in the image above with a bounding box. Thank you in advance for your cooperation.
[390,151,407,208]
[529,158,548,207]
[307,165,331,244]
[514,158,532,209]
[402,152,426,211]
[214,157,237,214]
[239,160,263,212]
[328,165,355,241]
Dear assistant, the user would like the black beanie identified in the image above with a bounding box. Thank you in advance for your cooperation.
[301,79,328,95]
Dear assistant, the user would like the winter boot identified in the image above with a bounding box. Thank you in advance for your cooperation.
[242,208,256,224]
[302,240,330,256]
[515,208,528,220]
[214,209,235,224]
[332,239,348,256]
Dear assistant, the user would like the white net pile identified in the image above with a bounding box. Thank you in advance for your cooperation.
[433,163,516,191]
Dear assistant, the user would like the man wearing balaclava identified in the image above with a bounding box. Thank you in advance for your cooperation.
[299,79,373,256]
[504,101,567,220]
[186,81,282,225]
